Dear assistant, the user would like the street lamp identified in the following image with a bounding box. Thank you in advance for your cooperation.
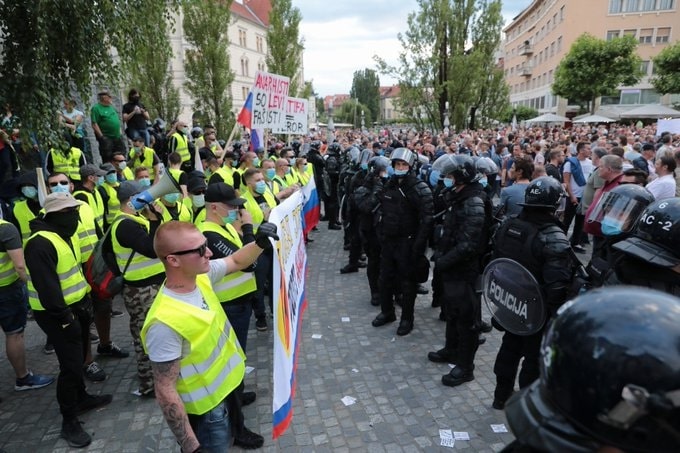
[361,110,365,132]
[443,101,450,135]
[327,100,335,143]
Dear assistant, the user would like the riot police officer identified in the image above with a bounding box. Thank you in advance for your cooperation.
[340,149,373,273]
[426,155,492,387]
[502,287,680,453]
[371,148,433,336]
[486,176,573,409]
[608,197,680,295]
[323,142,342,229]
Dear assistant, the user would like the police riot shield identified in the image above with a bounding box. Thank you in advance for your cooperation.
[482,258,546,336]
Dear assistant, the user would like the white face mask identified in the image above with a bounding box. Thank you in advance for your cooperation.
[192,194,205,208]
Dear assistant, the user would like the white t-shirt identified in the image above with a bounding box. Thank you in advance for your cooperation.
[563,158,594,199]
[145,260,228,363]
[646,174,676,201]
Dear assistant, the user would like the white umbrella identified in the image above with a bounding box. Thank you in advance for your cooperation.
[620,104,680,119]
[572,114,616,124]
[525,113,570,123]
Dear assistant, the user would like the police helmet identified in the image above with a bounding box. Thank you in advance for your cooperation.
[359,148,373,166]
[519,176,564,209]
[190,126,203,139]
[505,287,680,453]
[431,154,476,184]
[613,197,680,268]
[368,156,391,173]
[310,140,322,152]
[291,140,301,151]
[346,146,360,165]
[327,142,342,154]
[232,140,242,150]
[153,118,166,130]
[586,184,655,236]
[390,147,416,167]
[475,156,498,176]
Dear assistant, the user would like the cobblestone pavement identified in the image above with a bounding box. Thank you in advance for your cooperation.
[0,225,521,452]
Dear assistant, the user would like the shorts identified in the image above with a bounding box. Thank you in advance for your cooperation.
[0,280,28,334]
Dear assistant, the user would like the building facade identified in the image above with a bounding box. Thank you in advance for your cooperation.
[503,0,679,117]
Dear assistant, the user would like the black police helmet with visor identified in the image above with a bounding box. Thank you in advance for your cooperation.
[310,140,322,152]
[368,156,391,174]
[518,176,564,209]
[327,142,342,154]
[613,197,680,268]
[431,154,476,184]
[504,287,680,453]
[586,184,655,237]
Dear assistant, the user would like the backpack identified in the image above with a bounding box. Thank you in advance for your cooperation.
[83,225,135,300]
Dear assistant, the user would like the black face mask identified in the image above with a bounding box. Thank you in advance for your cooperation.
[47,210,80,238]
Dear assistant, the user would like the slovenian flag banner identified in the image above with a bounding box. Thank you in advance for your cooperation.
[268,190,308,439]
[250,128,263,151]
[237,92,253,129]
[301,177,320,234]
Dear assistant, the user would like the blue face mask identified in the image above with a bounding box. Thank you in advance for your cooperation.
[443,178,455,188]
[105,173,117,184]
[232,159,240,168]
[51,183,70,194]
[288,158,296,166]
[377,150,385,156]
[253,158,261,167]
[393,169,408,177]
[163,193,180,204]
[429,170,441,187]
[21,186,38,199]
[96,176,105,186]
[265,168,276,179]
[600,216,623,236]
[138,177,151,187]
[361,163,369,171]
[285,167,292,175]
[479,177,488,188]
[255,180,267,194]
[223,209,239,224]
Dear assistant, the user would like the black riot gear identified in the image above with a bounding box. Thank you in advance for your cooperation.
[390,147,416,167]
[327,142,342,154]
[504,287,680,453]
[519,176,564,209]
[432,154,476,184]
[290,140,301,153]
[309,140,321,152]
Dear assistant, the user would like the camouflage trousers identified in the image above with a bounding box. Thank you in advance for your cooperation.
[123,283,160,394]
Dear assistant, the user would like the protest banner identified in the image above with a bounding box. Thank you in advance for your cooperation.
[252,70,290,130]
[273,97,309,134]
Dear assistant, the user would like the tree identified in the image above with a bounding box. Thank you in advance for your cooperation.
[266,0,304,96]
[350,69,380,121]
[500,105,538,123]
[334,99,372,129]
[183,0,234,139]
[126,3,180,123]
[0,0,177,147]
[375,0,506,132]
[553,33,643,114]
[651,40,680,95]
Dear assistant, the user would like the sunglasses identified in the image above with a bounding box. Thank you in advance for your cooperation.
[49,180,70,187]
[166,241,208,259]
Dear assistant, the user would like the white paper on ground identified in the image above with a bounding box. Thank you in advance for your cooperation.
[439,429,455,448]
[341,395,357,406]
[341,317,350,322]
[245,366,255,374]
[311,334,323,339]
[491,424,508,433]
[454,432,470,440]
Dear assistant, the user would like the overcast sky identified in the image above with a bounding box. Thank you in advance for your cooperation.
[294,0,528,96]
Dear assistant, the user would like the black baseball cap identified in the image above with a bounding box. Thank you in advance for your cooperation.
[205,182,246,206]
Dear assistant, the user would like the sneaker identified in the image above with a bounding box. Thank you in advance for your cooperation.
[75,393,113,416]
[97,342,130,358]
[255,317,268,331]
[110,310,124,318]
[15,371,55,391]
[234,427,264,449]
[84,362,107,382]
[43,343,55,355]
[89,332,100,345]
[61,418,91,448]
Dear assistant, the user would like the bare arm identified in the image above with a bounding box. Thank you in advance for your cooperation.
[152,360,200,453]
[6,248,27,282]
[562,171,577,204]
[222,241,264,272]
[92,123,103,139]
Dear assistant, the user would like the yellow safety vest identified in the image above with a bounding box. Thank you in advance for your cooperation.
[197,221,256,302]
[50,147,83,181]
[129,147,157,181]
[159,201,192,223]
[12,199,37,244]
[141,274,245,415]
[0,220,19,287]
[74,188,105,231]
[167,168,184,187]
[101,183,120,227]
[241,188,277,232]
[171,132,190,163]
[26,231,89,310]
[76,203,99,263]
[209,167,234,187]
[294,167,310,185]
[111,213,164,282]
[121,166,134,181]
[284,171,298,186]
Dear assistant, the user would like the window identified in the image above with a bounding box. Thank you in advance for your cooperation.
[641,0,656,10]
[560,5,565,21]
[623,29,636,37]
[557,36,563,51]
[640,60,650,74]
[621,89,640,104]
[550,41,555,57]
[552,14,557,28]
[639,28,653,44]
[240,57,249,76]
[238,29,247,47]
[656,27,670,43]
[640,89,661,104]
[257,61,265,72]
[256,36,264,53]
[609,0,623,13]
[659,0,675,9]
[242,87,249,100]
[625,0,639,12]
[606,30,620,41]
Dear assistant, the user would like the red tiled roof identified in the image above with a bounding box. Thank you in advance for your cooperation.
[379,85,400,98]
[241,0,271,27]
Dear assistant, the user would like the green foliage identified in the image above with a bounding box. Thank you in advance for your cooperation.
[375,0,507,132]
[334,99,372,128]
[350,69,381,122]
[0,0,178,148]
[183,0,234,139]
[500,105,538,123]
[553,33,642,113]
[125,2,180,123]
[651,40,680,95]
[266,0,304,96]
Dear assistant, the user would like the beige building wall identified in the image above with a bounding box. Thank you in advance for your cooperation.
[503,0,678,116]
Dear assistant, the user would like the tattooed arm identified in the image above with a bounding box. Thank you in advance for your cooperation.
[152,360,200,453]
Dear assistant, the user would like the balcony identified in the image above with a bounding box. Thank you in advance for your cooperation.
[519,43,533,56]
[519,64,533,77]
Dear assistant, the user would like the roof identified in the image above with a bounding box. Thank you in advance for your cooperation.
[231,0,271,27]
[379,85,401,98]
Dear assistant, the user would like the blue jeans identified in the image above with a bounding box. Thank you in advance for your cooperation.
[222,300,252,353]
[188,399,231,452]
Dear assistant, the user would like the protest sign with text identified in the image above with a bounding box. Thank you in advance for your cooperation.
[252,71,290,130]
[273,97,309,134]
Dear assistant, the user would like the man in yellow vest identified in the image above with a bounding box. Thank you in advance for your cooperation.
[12,171,42,244]
[111,180,166,397]
[198,183,264,449]
[167,151,190,199]
[206,155,234,187]
[0,219,55,391]
[241,168,279,331]
[129,136,161,185]
[141,219,278,453]
[264,159,298,201]
[46,135,86,182]
[99,163,121,230]
[168,120,192,172]
[110,152,134,181]
[24,192,113,448]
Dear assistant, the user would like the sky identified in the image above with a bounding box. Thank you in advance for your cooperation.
[294,0,529,97]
